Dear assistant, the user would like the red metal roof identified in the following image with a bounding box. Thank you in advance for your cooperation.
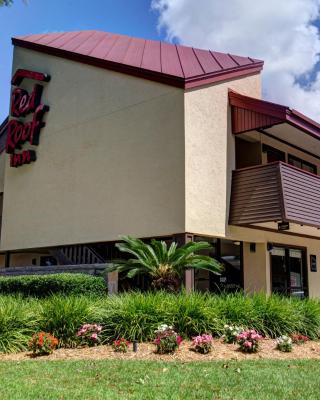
[229,90,320,140]
[12,30,264,89]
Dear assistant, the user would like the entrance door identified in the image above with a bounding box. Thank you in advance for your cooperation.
[270,246,308,298]
[193,237,243,293]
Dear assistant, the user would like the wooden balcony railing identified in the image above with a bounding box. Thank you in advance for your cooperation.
[229,161,320,228]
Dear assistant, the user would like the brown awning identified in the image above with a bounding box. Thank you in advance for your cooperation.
[229,90,320,141]
[229,161,320,229]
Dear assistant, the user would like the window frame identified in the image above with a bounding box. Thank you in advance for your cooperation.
[262,144,286,163]
[288,154,317,175]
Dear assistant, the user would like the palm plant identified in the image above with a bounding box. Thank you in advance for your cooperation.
[106,236,221,292]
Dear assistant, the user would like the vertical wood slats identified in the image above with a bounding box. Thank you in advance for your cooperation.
[231,106,283,134]
[229,162,320,228]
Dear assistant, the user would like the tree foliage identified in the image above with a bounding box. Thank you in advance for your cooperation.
[107,236,222,292]
[0,0,13,6]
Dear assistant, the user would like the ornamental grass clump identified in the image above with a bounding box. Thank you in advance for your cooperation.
[154,324,183,354]
[112,338,130,353]
[0,295,41,353]
[77,324,102,346]
[291,334,309,345]
[236,330,262,353]
[28,332,58,356]
[40,295,98,348]
[276,335,293,352]
[222,324,243,344]
[192,334,213,354]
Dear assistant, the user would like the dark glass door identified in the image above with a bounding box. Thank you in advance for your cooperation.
[194,237,243,293]
[270,246,307,298]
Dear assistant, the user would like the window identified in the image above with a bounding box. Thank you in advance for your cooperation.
[262,144,285,163]
[270,246,308,298]
[193,237,243,293]
[288,154,317,174]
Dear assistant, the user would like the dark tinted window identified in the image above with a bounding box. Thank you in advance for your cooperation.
[262,144,285,163]
[288,154,317,174]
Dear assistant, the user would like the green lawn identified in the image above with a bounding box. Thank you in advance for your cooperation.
[0,359,320,399]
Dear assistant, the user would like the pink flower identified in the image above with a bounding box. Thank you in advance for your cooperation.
[154,337,161,345]
[91,333,98,340]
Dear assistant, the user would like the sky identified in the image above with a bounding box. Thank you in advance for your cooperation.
[2,0,320,122]
[0,0,163,122]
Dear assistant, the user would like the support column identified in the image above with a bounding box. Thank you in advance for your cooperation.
[242,242,269,294]
[107,271,118,294]
[4,252,10,269]
[173,233,195,292]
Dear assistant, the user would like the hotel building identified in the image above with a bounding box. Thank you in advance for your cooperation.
[1,30,320,297]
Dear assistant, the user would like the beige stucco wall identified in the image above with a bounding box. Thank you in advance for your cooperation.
[230,226,320,298]
[1,47,185,250]
[242,242,270,294]
[184,74,261,237]
[0,153,5,193]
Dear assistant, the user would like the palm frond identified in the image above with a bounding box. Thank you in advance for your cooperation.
[109,236,221,291]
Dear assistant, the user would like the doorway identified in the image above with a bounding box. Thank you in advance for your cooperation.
[193,237,243,293]
[270,245,308,298]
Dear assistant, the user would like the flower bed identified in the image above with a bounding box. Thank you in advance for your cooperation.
[0,291,320,354]
[2,339,320,361]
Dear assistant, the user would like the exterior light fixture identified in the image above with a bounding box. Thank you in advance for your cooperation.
[133,340,138,352]
[267,243,273,252]
[278,221,290,231]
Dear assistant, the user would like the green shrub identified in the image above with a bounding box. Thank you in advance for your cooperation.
[295,299,320,339]
[0,296,41,353]
[173,291,223,337]
[40,295,98,348]
[0,273,106,297]
[1,291,320,352]
[95,292,320,342]
[96,291,171,342]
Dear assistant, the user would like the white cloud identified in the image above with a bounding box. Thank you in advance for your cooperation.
[152,0,320,121]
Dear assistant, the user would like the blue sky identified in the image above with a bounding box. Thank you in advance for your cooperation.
[0,0,165,122]
[2,0,320,122]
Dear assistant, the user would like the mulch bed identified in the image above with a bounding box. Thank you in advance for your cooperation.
[1,338,320,361]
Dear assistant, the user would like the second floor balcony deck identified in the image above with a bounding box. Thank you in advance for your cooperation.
[229,161,320,236]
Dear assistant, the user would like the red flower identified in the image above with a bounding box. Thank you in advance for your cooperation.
[176,336,183,345]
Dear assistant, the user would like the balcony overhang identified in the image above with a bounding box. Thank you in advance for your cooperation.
[229,161,320,238]
[229,91,320,155]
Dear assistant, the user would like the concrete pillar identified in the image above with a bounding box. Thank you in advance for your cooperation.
[185,268,194,292]
[176,233,195,293]
[108,271,118,294]
[243,242,270,294]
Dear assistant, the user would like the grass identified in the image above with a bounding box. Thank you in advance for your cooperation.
[0,359,319,399]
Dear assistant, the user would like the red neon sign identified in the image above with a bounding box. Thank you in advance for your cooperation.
[6,69,50,168]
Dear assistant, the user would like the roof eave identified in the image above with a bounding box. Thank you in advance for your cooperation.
[229,90,320,139]
[12,37,264,90]
[286,110,320,140]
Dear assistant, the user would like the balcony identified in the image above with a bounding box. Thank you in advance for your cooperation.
[229,162,320,235]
